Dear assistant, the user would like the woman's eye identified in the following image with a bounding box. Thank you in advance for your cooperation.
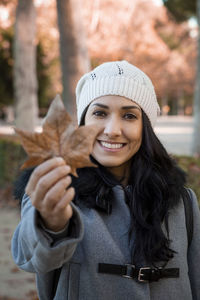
[123,113,137,120]
[93,111,106,117]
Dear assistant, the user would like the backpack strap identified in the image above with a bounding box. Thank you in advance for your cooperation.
[182,188,194,248]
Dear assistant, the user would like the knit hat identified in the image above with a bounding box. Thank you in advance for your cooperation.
[75,60,160,127]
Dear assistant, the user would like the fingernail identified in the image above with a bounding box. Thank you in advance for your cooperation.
[56,157,64,163]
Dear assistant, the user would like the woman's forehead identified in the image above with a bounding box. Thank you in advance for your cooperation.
[89,95,141,109]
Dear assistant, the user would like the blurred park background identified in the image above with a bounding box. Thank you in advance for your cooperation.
[0,0,200,299]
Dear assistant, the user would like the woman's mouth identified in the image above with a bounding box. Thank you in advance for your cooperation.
[98,140,126,151]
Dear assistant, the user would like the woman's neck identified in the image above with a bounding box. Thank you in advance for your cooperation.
[107,161,131,187]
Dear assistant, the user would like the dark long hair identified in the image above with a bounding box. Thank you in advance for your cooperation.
[14,110,186,265]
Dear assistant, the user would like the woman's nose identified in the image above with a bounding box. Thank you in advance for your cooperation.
[103,117,122,137]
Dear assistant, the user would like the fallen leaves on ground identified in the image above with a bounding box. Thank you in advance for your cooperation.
[15,95,101,176]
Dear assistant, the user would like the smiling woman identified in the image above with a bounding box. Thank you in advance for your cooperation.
[84,96,143,183]
[12,60,200,300]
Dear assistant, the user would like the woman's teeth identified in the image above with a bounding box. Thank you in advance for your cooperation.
[100,141,124,149]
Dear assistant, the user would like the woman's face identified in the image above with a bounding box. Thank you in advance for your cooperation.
[85,95,143,179]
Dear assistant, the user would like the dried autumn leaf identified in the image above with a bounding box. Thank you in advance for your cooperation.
[15,95,101,176]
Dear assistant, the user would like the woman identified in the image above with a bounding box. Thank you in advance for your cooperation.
[12,61,200,300]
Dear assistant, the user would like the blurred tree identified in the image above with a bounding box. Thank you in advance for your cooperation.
[14,0,38,130]
[56,0,90,117]
[0,26,51,116]
[0,27,14,108]
[37,42,52,113]
[164,0,200,155]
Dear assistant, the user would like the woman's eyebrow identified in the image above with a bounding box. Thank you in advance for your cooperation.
[92,103,109,109]
[121,105,141,111]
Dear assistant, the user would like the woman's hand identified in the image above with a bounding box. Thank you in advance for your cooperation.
[25,157,74,232]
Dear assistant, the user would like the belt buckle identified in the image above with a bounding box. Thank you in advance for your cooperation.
[138,267,151,282]
[122,264,135,279]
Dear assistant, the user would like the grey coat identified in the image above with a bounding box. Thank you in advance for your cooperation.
[12,186,200,300]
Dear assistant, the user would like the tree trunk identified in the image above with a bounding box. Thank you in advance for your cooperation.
[56,0,90,118]
[14,0,38,131]
[192,0,200,155]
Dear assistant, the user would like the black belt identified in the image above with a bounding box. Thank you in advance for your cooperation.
[98,263,179,283]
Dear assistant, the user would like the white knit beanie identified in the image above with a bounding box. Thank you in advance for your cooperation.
[75,60,160,127]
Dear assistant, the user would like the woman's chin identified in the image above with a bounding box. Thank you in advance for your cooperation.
[93,158,122,168]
